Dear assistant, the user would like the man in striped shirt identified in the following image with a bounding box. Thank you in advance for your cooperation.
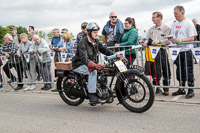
[0,33,24,90]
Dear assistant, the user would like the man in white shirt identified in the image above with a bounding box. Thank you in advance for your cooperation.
[171,5,197,98]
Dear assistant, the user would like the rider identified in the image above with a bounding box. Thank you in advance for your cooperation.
[72,22,115,104]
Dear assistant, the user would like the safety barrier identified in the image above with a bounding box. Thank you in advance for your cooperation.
[0,50,73,92]
[143,41,200,90]
[1,41,200,92]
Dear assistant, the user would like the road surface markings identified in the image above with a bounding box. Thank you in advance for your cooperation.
[171,95,182,101]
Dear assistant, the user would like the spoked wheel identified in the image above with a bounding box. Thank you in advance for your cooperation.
[116,71,154,113]
[57,77,85,106]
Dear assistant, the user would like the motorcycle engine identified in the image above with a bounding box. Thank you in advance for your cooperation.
[96,83,110,100]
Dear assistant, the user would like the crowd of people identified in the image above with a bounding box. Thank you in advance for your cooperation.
[0,5,200,101]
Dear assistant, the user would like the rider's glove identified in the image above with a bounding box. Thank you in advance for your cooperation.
[87,61,105,72]
[115,53,128,64]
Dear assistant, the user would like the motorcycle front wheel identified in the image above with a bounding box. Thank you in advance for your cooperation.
[116,71,155,113]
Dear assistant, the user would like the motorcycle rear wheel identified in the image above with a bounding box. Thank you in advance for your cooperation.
[57,77,85,106]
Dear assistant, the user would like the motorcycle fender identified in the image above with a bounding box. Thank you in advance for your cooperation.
[125,69,143,76]
[55,69,73,77]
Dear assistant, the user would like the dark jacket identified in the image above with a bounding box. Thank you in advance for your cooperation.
[195,24,200,41]
[119,27,138,55]
[72,36,114,70]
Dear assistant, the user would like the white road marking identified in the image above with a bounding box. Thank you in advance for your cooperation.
[171,95,182,101]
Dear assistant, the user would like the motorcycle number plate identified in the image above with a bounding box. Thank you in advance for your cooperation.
[114,60,127,72]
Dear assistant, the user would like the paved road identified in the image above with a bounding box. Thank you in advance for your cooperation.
[0,91,199,133]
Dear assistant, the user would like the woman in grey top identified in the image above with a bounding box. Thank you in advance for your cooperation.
[17,33,36,91]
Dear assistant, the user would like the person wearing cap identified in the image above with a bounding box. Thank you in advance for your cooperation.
[11,27,21,46]
[61,28,68,34]
[72,22,115,104]
[102,11,124,47]
[74,22,88,48]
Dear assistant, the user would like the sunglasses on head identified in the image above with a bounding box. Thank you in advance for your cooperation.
[110,16,117,19]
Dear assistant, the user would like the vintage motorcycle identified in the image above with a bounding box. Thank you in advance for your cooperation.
[55,55,155,113]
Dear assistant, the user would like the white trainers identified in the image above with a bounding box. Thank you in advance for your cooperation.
[0,87,4,91]
[24,85,31,91]
[29,85,35,91]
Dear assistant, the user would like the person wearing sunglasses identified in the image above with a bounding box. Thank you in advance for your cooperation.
[61,28,68,34]
[74,22,88,48]
[102,11,124,47]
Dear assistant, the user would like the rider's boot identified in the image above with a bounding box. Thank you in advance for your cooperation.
[88,93,100,104]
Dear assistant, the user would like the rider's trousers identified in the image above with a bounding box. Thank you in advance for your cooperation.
[73,65,97,93]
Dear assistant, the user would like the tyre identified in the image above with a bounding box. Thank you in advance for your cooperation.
[57,77,85,106]
[116,70,154,113]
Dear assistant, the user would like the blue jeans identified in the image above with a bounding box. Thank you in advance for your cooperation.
[73,65,97,93]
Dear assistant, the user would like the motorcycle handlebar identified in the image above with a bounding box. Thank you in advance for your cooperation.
[106,55,117,61]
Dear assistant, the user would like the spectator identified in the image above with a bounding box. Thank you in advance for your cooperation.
[53,32,74,61]
[171,6,197,99]
[29,26,34,33]
[132,18,138,31]
[0,33,24,90]
[28,30,42,80]
[192,19,200,47]
[11,27,21,46]
[61,28,68,34]
[29,31,35,42]
[192,19,200,43]
[55,28,68,52]
[17,33,35,91]
[28,26,35,41]
[115,17,138,69]
[143,11,171,95]
[74,22,88,48]
[50,28,62,63]
[102,11,124,46]
[192,19,200,64]
[62,32,74,59]
[30,35,52,90]
[0,57,3,90]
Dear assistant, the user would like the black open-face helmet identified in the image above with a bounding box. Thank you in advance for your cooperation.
[86,22,100,40]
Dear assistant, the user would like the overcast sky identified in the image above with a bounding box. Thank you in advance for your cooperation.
[0,0,200,40]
